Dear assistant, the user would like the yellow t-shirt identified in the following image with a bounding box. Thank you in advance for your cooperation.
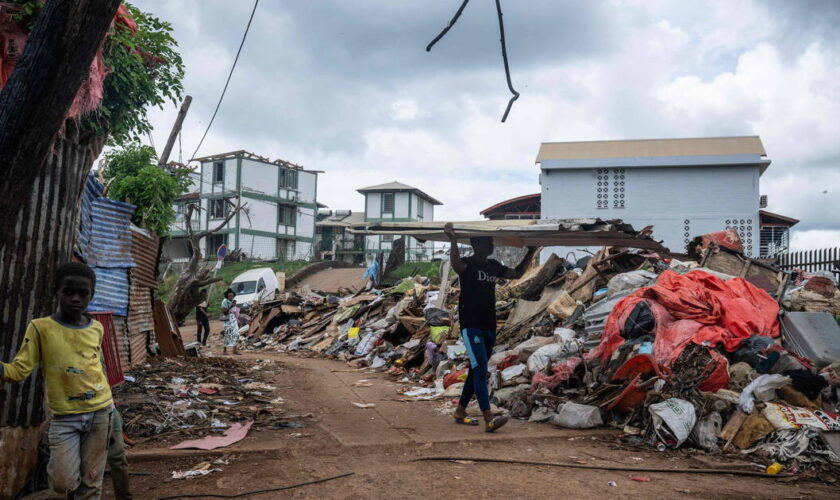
[1,316,113,415]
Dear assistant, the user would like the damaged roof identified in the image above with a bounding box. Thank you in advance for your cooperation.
[348,218,666,251]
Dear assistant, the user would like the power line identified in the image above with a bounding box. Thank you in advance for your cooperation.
[189,0,259,161]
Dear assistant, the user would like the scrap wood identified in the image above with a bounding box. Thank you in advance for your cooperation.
[410,456,791,477]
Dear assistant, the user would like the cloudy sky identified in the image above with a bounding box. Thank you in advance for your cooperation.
[134,0,840,250]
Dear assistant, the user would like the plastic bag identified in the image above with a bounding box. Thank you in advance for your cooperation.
[621,301,656,340]
[512,336,555,363]
[607,270,658,296]
[549,402,602,429]
[739,374,791,413]
[762,402,840,431]
[501,364,527,382]
[425,307,450,327]
[527,343,570,373]
[354,330,382,356]
[649,398,697,447]
[820,360,840,387]
[691,412,722,451]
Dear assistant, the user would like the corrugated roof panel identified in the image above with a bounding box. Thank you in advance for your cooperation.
[112,315,131,372]
[129,331,148,366]
[88,268,130,316]
[127,285,154,335]
[90,198,136,268]
[130,226,159,288]
[77,173,105,261]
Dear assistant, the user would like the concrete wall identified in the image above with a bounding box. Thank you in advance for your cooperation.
[240,158,277,195]
[394,192,410,218]
[366,193,381,219]
[298,171,317,204]
[540,165,760,256]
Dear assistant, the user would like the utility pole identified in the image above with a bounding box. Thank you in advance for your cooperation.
[157,95,192,168]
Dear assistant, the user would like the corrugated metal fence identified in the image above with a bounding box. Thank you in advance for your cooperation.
[777,247,840,273]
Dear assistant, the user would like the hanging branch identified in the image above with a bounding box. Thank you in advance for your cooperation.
[426,0,519,122]
[495,0,519,122]
[426,0,471,52]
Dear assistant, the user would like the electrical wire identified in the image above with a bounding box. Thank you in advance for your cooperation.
[189,0,259,161]
[411,457,790,478]
[426,0,470,52]
[156,472,354,499]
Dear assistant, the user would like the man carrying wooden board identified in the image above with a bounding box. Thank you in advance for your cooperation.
[444,223,537,432]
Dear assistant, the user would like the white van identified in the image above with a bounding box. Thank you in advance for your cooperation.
[229,267,278,309]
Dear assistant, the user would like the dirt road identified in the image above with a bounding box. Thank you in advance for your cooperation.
[118,344,836,500]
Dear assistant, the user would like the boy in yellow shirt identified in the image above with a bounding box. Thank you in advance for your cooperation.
[1,263,114,499]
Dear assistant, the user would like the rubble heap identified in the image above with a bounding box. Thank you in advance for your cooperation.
[113,356,294,443]
[243,238,840,479]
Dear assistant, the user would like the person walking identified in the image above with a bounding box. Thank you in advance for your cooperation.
[195,300,210,346]
[444,223,536,433]
[220,289,241,355]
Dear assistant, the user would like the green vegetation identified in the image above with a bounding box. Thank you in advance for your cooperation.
[10,2,184,146]
[102,143,192,236]
[158,260,310,318]
[92,3,185,146]
[387,261,444,283]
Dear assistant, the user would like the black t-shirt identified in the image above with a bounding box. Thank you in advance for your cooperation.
[457,256,510,330]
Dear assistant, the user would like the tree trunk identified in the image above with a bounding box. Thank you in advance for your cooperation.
[0,0,121,239]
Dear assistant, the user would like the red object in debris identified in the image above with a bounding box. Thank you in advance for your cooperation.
[608,355,669,413]
[587,270,779,365]
[804,276,837,298]
[198,387,219,395]
[697,349,730,392]
[496,354,519,371]
[443,368,468,389]
[531,357,583,391]
[629,476,652,482]
[698,229,744,254]
[90,311,125,388]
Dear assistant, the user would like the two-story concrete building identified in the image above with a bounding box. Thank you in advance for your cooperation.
[327,181,441,261]
[537,136,772,257]
[169,150,319,261]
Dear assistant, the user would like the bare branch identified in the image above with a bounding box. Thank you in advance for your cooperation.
[426,0,470,52]
[495,0,519,122]
[196,276,224,287]
[195,200,246,241]
[425,0,519,122]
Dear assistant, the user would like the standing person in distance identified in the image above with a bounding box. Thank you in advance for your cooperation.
[220,288,241,355]
[444,223,537,432]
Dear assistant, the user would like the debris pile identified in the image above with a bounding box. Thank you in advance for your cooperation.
[242,234,840,479]
[113,357,302,446]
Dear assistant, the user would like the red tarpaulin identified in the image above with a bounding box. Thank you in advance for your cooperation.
[588,270,780,366]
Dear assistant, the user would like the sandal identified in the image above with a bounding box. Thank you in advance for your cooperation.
[453,416,480,426]
[485,415,509,433]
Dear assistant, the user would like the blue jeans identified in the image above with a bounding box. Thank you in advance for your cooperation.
[48,405,113,499]
[458,328,496,412]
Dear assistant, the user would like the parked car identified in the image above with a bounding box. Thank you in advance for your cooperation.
[229,267,278,310]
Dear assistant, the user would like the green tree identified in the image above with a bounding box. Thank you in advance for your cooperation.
[103,143,192,236]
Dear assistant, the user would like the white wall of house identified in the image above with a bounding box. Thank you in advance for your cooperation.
[244,198,277,233]
[298,171,317,204]
[240,158,277,195]
[366,193,381,219]
[394,192,410,219]
[540,164,761,256]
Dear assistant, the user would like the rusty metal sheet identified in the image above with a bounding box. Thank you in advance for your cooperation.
[76,173,105,261]
[127,285,154,335]
[130,225,160,288]
[129,331,148,366]
[89,197,136,268]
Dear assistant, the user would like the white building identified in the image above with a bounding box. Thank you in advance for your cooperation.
[537,136,771,257]
[168,150,320,261]
[357,182,442,261]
